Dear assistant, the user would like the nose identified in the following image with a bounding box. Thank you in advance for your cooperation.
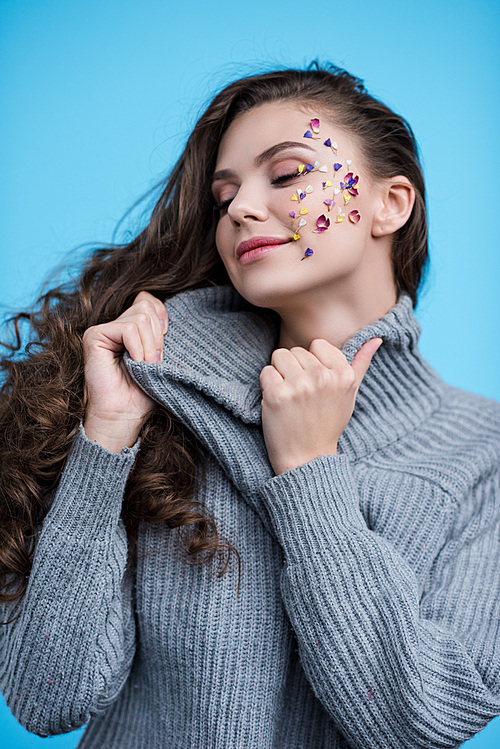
[227,181,268,225]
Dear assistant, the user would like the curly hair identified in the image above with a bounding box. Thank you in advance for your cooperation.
[0,62,428,614]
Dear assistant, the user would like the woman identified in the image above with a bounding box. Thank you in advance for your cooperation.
[1,64,499,748]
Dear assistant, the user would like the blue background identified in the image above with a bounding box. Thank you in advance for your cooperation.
[0,0,499,746]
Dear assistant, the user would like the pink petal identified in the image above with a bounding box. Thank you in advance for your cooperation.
[348,210,361,223]
[314,214,331,232]
[310,118,320,133]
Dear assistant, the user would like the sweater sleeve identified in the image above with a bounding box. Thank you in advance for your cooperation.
[258,454,500,749]
[0,424,140,737]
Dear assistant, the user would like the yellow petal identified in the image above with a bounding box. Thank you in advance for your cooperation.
[299,207,308,215]
[291,195,298,201]
[293,233,301,240]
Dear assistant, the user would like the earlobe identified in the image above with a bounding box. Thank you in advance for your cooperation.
[371,177,415,238]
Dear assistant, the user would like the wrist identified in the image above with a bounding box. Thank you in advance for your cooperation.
[82,414,143,453]
[272,445,338,476]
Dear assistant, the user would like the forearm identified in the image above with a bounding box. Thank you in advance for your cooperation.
[0,425,139,736]
[260,455,500,748]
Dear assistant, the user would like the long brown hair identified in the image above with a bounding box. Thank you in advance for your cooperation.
[0,62,429,612]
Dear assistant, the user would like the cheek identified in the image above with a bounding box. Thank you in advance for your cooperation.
[215,220,230,260]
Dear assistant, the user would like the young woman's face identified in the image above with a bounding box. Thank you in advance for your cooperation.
[212,101,383,310]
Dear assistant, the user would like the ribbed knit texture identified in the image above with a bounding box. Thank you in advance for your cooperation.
[1,285,499,748]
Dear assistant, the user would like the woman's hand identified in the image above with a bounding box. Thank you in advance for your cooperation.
[259,337,383,476]
[82,291,169,453]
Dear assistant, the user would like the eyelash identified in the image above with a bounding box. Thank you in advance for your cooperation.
[213,170,301,213]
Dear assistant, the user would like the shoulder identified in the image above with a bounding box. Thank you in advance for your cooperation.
[436,382,500,457]
[364,383,500,500]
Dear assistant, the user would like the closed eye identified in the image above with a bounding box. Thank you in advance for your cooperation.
[271,171,302,185]
[213,198,233,213]
[213,170,301,213]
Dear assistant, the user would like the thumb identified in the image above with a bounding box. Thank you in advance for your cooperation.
[351,337,383,388]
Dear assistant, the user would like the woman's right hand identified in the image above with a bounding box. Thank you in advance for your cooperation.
[82,291,169,453]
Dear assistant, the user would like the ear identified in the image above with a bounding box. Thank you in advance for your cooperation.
[371,177,415,237]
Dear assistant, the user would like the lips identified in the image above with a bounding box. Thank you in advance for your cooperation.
[236,236,290,259]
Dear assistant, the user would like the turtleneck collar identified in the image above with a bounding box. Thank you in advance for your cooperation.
[125,284,445,461]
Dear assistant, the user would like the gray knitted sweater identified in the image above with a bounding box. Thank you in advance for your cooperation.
[1,285,500,748]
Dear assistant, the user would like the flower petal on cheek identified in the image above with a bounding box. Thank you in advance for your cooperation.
[311,118,320,133]
[314,214,331,233]
[348,210,361,223]
[300,248,314,260]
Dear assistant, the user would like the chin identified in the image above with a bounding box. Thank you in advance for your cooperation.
[229,272,308,311]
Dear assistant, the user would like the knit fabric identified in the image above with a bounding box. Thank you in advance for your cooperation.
[1,285,500,748]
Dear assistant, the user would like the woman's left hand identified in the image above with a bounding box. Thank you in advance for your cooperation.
[259,337,383,476]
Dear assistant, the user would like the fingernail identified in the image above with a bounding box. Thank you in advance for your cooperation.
[156,349,162,363]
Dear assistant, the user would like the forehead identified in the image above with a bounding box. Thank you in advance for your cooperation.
[215,101,353,165]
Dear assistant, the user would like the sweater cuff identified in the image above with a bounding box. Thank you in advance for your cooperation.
[259,454,367,563]
[44,423,140,535]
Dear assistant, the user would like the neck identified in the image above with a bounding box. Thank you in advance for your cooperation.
[276,267,397,351]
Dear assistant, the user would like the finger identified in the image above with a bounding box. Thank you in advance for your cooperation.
[270,348,305,379]
[123,303,165,361]
[118,313,158,363]
[120,322,146,362]
[134,312,162,364]
[260,364,284,391]
[308,338,347,369]
[351,338,383,388]
[288,346,326,370]
[131,292,169,335]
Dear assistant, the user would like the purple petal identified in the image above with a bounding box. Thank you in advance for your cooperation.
[305,248,314,256]
[289,211,296,218]
[323,138,331,147]
[305,163,314,173]
[334,163,342,171]
[303,130,313,138]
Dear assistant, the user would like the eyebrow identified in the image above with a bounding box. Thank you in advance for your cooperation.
[211,141,315,184]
